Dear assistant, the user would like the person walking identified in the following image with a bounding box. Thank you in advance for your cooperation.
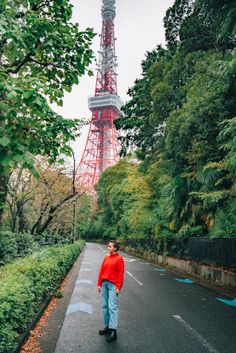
[97,240,125,342]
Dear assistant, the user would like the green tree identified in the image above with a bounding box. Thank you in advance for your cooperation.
[115,46,168,159]
[75,193,95,239]
[164,0,236,53]
[93,160,155,239]
[114,0,236,239]
[0,0,94,223]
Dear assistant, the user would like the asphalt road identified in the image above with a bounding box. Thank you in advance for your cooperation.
[54,242,236,353]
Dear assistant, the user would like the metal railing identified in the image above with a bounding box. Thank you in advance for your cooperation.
[121,237,236,271]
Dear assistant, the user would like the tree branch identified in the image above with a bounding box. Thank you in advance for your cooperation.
[30,58,61,69]
[37,191,84,234]
[31,201,50,235]
[6,53,32,74]
[31,0,51,12]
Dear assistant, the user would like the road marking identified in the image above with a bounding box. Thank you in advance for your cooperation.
[76,279,92,285]
[82,261,91,265]
[216,298,236,307]
[153,268,166,272]
[140,262,151,265]
[124,258,137,262]
[80,268,91,272]
[175,278,193,284]
[66,302,93,315]
[173,315,220,353]
[126,271,143,285]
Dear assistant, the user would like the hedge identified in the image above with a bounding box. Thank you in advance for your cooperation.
[0,231,40,266]
[0,240,85,353]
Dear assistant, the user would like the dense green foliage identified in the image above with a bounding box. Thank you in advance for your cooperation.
[0,227,79,266]
[0,240,84,353]
[75,193,96,239]
[0,231,39,265]
[91,0,236,242]
[0,0,94,221]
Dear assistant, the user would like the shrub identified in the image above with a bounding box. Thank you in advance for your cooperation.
[0,231,40,266]
[0,240,85,353]
[34,231,72,246]
[0,231,18,266]
[14,233,40,257]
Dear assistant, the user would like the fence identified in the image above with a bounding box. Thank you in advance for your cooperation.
[122,237,236,271]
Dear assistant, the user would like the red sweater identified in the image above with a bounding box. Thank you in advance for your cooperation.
[97,252,125,290]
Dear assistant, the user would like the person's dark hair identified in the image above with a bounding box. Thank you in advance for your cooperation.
[109,240,120,251]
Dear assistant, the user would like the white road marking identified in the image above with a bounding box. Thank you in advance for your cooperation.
[66,302,93,315]
[124,259,137,262]
[76,279,92,285]
[173,315,220,353]
[126,271,143,286]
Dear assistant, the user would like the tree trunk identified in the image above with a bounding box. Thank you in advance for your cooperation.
[8,202,17,233]
[31,202,49,235]
[36,192,80,235]
[17,200,28,232]
[0,175,9,227]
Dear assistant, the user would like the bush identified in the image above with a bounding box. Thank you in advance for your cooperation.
[34,231,72,246]
[14,233,40,257]
[0,231,40,266]
[0,240,85,353]
[0,231,18,266]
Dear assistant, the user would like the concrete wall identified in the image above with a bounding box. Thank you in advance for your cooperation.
[121,245,236,288]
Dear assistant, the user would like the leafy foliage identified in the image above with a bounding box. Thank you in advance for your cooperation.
[0,0,95,221]
[0,240,84,353]
[96,0,236,241]
[75,193,96,239]
[0,231,39,265]
[4,161,82,237]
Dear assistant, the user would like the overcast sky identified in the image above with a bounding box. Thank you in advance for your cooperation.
[53,0,175,164]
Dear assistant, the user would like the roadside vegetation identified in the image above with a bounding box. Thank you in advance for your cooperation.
[86,0,236,244]
[0,0,95,246]
[0,241,84,353]
[0,2,92,350]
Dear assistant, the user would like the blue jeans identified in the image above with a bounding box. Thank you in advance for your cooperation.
[102,280,119,329]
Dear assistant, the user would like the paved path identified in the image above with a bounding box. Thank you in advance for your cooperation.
[54,242,236,353]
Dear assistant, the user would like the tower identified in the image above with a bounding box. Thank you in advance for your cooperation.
[76,0,122,192]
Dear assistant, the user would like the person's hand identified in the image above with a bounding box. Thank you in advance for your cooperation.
[116,288,120,295]
[98,286,101,293]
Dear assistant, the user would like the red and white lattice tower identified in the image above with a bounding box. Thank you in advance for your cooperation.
[76,0,122,192]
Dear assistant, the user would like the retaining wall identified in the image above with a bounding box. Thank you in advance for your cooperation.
[121,245,236,288]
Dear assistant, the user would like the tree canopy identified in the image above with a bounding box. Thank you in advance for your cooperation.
[93,0,236,241]
[0,0,95,221]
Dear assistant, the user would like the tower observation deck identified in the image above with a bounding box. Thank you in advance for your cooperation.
[75,0,122,192]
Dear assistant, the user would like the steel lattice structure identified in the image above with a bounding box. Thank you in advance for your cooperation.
[75,0,122,192]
